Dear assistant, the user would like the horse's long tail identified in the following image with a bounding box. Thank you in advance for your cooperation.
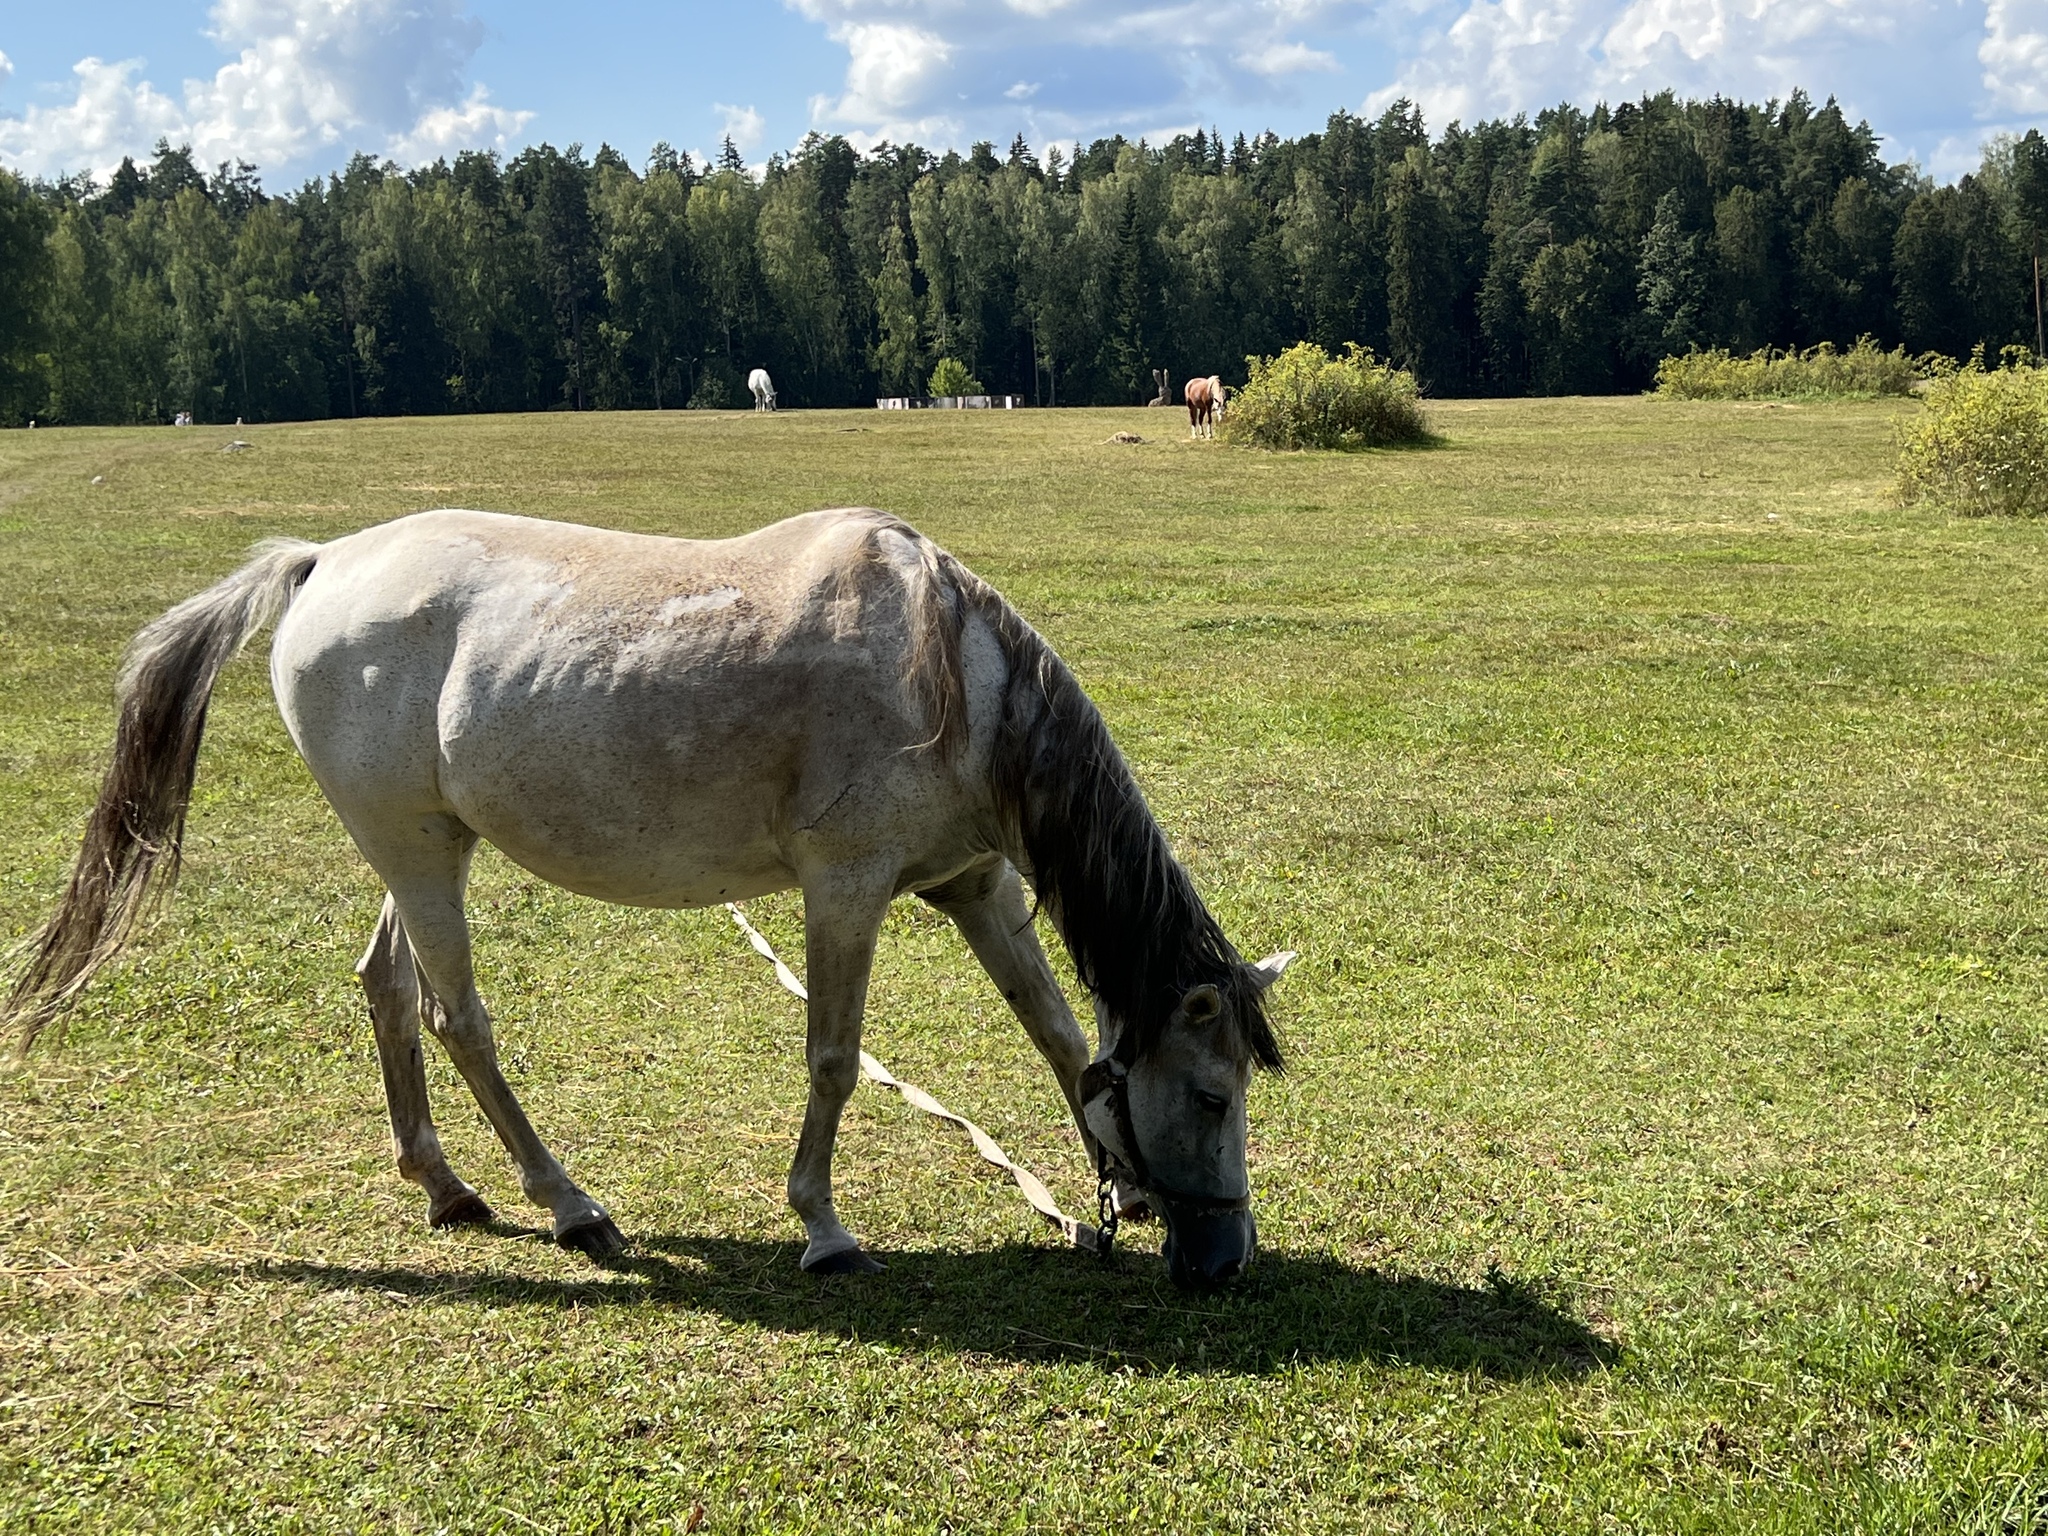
[5,538,321,1052]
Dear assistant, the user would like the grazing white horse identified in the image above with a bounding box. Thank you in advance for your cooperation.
[6,508,1291,1285]
[747,368,777,412]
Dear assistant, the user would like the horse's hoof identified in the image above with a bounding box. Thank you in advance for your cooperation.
[802,1245,885,1277]
[429,1191,494,1229]
[556,1214,628,1260]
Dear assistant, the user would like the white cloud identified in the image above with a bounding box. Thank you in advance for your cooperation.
[1369,0,2010,165]
[790,0,1352,148]
[788,0,2045,175]
[815,22,954,124]
[716,101,766,154]
[1981,0,2048,115]
[0,58,189,178]
[1238,42,1343,77]
[0,50,13,90]
[389,85,533,163]
[0,0,531,181]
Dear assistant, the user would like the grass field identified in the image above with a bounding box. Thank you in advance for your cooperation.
[4,398,2047,1532]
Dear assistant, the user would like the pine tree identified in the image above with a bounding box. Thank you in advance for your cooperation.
[1637,190,1708,356]
[99,157,147,217]
[1385,148,1454,389]
[1099,184,1153,401]
[1713,185,1777,351]
[515,144,602,409]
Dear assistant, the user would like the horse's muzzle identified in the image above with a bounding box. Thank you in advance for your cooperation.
[1161,1204,1256,1290]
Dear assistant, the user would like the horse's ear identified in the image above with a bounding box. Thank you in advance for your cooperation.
[1180,984,1223,1023]
[1247,951,1296,992]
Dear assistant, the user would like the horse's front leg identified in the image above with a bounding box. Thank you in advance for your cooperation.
[918,858,1152,1222]
[789,867,895,1274]
[918,857,1090,1138]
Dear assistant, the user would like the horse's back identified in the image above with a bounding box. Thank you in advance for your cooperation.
[271,508,978,906]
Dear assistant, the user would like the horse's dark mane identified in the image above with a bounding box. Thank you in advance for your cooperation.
[949,561,1282,1071]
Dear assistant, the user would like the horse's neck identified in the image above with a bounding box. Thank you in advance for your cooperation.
[998,673,1195,1025]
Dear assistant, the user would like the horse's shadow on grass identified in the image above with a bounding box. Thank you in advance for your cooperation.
[203,1229,1616,1380]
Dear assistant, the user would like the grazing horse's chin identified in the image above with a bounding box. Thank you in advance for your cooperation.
[1161,1205,1257,1290]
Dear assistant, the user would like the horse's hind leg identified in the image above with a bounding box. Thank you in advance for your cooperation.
[787,864,896,1275]
[373,814,625,1258]
[357,895,491,1228]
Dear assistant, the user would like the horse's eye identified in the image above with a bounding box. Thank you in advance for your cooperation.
[1194,1089,1230,1115]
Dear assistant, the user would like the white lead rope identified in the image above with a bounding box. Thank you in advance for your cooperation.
[724,903,1103,1254]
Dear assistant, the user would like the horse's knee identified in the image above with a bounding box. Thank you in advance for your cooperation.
[425,997,492,1053]
[807,1046,860,1101]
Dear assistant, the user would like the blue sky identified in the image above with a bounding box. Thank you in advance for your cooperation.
[2,0,2044,189]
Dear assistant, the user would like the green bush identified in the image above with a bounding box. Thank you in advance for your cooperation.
[1654,337,1922,400]
[1219,342,1430,451]
[1897,350,2048,517]
[927,357,983,398]
[687,363,740,410]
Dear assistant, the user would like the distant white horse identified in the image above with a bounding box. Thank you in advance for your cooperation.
[5,508,1293,1286]
[748,368,777,412]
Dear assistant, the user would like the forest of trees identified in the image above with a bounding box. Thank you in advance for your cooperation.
[1,90,2045,426]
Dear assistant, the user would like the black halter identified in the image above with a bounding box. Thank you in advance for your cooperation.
[1077,1048,1251,1261]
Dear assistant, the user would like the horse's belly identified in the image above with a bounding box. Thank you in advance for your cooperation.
[455,788,797,909]
[485,838,794,909]
[433,696,803,908]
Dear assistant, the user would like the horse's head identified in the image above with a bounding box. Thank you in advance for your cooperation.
[1082,949,1292,1289]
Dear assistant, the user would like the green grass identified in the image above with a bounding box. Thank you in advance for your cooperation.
[4,399,2048,1532]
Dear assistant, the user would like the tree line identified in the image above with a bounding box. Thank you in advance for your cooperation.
[1,90,2045,426]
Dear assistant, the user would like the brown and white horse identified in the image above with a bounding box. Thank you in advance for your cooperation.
[5,508,1292,1287]
[1185,375,1226,439]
